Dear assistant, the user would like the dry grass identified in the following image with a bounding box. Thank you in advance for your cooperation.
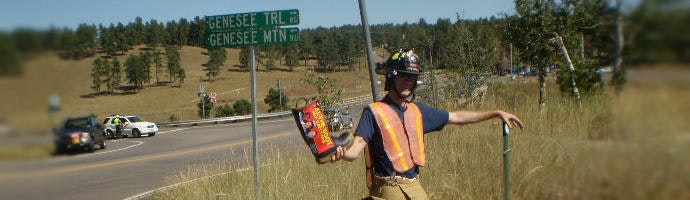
[0,46,376,134]
[0,144,53,160]
[151,66,690,200]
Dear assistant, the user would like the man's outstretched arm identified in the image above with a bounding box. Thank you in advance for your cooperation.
[448,110,525,129]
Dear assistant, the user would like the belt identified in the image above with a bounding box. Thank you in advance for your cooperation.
[392,170,418,179]
[373,175,419,186]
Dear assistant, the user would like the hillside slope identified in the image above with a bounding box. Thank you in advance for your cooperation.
[0,46,375,134]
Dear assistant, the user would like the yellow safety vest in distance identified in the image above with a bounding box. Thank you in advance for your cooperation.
[369,102,425,173]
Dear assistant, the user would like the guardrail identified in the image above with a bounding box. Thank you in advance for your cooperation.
[156,112,290,127]
[155,92,384,128]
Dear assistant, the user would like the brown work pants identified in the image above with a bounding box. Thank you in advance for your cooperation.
[367,175,428,200]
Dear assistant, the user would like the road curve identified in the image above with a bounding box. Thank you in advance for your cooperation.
[0,118,303,200]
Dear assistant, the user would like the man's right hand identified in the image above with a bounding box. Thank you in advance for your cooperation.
[331,146,345,162]
[330,135,367,162]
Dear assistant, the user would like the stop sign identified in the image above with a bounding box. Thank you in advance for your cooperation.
[210,92,217,102]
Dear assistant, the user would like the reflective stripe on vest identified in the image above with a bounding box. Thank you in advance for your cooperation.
[369,102,425,172]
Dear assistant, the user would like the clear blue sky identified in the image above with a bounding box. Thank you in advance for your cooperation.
[0,0,517,31]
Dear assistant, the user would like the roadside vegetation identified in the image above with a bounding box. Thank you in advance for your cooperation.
[0,144,53,161]
[151,68,690,199]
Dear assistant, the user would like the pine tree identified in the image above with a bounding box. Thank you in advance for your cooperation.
[110,57,122,93]
[91,57,104,93]
[152,50,164,85]
[264,87,289,112]
[165,45,180,82]
[205,47,226,81]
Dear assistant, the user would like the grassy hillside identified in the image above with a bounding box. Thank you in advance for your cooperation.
[0,46,376,134]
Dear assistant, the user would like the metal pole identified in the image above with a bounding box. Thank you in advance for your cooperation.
[250,46,260,199]
[510,44,515,80]
[49,94,60,129]
[429,40,436,105]
[503,122,511,200]
[358,0,379,101]
[358,2,379,194]
[278,79,283,112]
[200,84,206,119]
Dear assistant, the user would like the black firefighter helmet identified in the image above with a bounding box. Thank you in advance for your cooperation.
[376,49,424,91]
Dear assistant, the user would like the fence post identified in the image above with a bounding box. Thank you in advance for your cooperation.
[503,122,511,200]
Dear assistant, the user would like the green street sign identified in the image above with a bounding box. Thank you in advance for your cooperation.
[207,27,300,47]
[205,9,299,32]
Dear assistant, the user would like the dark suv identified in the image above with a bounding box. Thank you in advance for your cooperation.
[54,116,107,154]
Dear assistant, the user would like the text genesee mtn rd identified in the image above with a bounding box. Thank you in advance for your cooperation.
[207,27,299,47]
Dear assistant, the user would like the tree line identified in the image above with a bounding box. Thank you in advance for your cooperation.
[0,0,687,99]
[89,45,185,94]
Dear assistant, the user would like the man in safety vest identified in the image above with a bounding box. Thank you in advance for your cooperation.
[113,115,122,139]
[331,49,525,199]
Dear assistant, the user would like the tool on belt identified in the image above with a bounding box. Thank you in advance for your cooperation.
[291,98,353,164]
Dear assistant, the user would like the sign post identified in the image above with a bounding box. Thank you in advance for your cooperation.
[277,79,283,111]
[48,94,60,129]
[206,9,299,199]
[503,122,511,200]
[199,84,207,119]
[49,94,61,112]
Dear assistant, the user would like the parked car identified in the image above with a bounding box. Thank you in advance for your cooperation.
[326,107,353,132]
[524,70,539,77]
[54,116,107,154]
[103,115,158,138]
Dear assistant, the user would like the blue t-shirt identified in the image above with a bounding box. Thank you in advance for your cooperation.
[355,96,449,178]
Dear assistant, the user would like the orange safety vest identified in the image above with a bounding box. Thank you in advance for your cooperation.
[369,102,426,173]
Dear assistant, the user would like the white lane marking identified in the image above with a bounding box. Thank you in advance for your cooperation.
[156,128,189,135]
[93,141,144,155]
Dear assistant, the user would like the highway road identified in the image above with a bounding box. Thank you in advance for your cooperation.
[0,102,366,200]
[0,117,308,200]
